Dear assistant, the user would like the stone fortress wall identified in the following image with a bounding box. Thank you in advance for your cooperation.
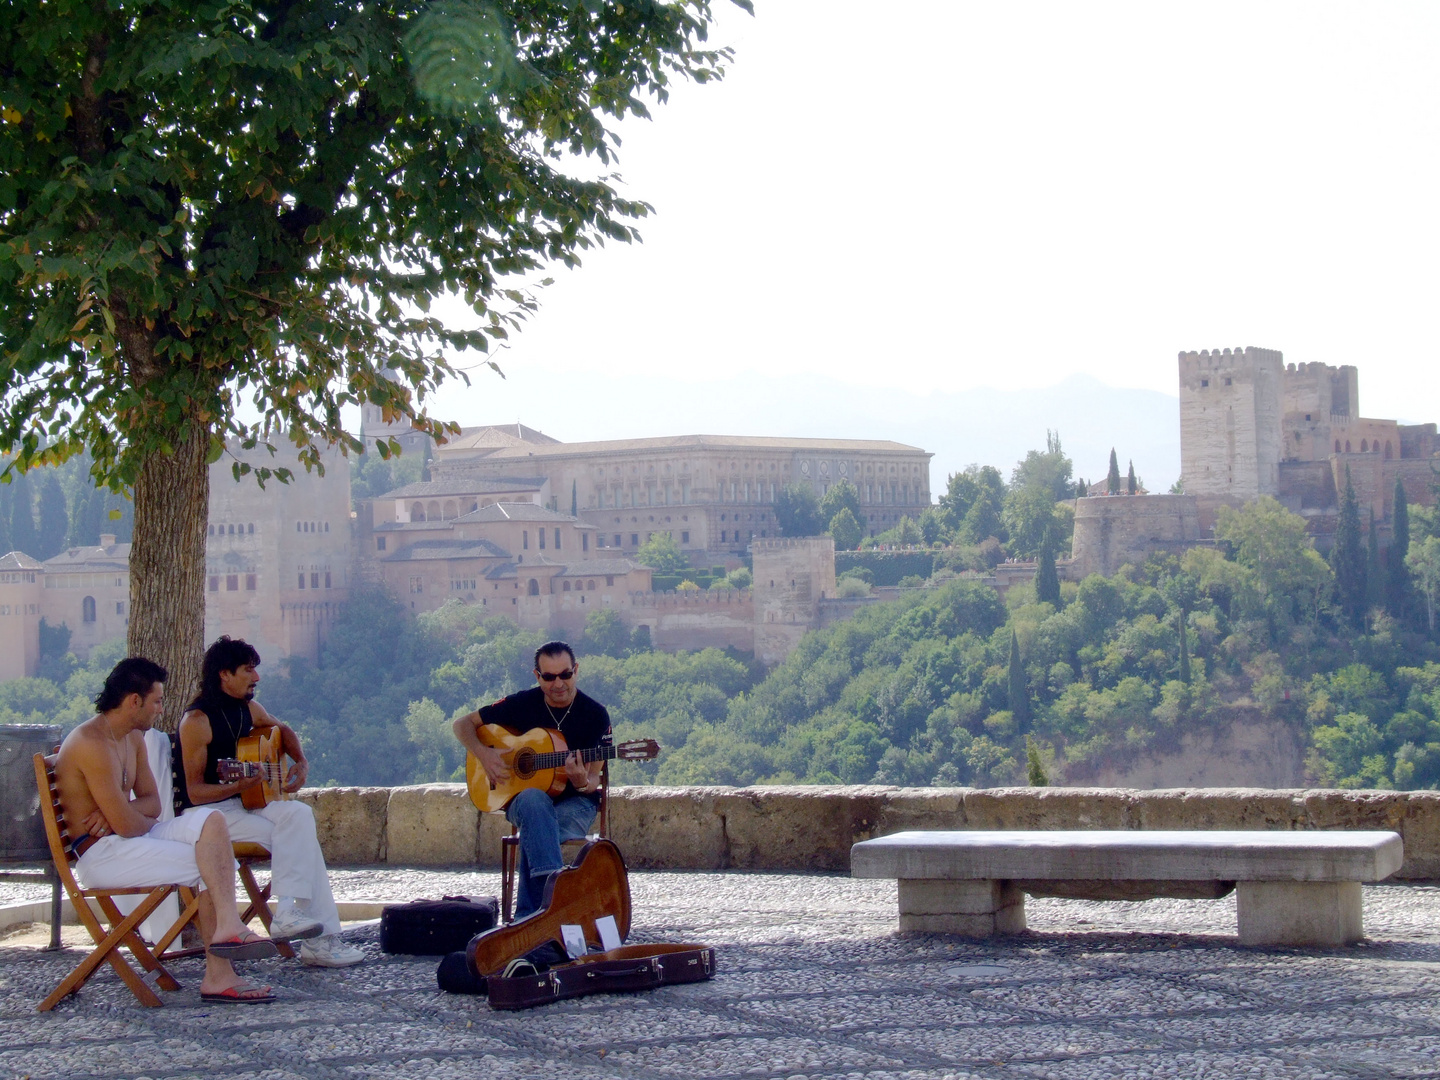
[300,782,1440,880]
[1072,347,1439,578]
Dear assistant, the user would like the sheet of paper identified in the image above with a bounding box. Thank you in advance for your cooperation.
[560,923,587,959]
[595,914,622,952]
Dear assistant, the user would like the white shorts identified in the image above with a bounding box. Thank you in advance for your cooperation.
[74,806,225,892]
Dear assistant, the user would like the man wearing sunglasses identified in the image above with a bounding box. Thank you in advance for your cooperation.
[453,641,611,918]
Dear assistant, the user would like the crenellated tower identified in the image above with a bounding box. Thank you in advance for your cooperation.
[1178,346,1284,499]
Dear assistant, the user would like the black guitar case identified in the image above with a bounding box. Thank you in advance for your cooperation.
[380,895,499,956]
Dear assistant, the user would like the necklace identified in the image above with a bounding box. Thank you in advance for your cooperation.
[104,723,129,792]
[216,698,247,745]
[544,699,574,731]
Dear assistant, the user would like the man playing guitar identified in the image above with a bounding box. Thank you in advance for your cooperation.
[453,641,611,919]
[177,636,363,968]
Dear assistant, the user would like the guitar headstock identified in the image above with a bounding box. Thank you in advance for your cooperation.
[216,759,261,783]
[615,739,660,761]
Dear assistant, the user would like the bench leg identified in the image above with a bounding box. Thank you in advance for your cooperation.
[897,879,1025,936]
[1236,881,1363,947]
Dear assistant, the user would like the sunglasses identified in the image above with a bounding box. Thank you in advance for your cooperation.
[537,669,575,682]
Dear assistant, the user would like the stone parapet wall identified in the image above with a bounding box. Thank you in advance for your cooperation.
[298,784,1440,880]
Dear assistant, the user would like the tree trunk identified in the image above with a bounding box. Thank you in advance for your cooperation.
[128,424,210,733]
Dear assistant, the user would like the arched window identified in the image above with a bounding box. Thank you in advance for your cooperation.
[1361,439,1368,453]
[426,501,440,521]
[587,580,596,591]
[562,581,571,592]
[443,500,457,519]
[1345,441,1351,453]
[527,579,539,596]
[82,596,96,623]
[1335,440,1341,453]
[1385,441,1394,460]
[411,502,425,521]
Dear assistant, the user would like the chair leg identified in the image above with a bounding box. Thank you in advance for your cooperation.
[152,887,203,960]
[40,888,173,1011]
[500,835,518,925]
[238,863,294,959]
[96,894,182,993]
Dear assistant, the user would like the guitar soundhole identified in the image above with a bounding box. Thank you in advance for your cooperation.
[513,749,536,779]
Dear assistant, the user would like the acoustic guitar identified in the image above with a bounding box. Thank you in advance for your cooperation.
[465,725,659,813]
[466,838,631,977]
[216,728,291,811]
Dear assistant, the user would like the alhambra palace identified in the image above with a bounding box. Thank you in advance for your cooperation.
[0,347,1434,682]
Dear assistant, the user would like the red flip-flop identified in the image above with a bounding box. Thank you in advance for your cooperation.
[208,930,279,961]
[200,980,275,1005]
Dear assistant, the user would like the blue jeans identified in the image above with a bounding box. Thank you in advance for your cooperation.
[505,788,598,918]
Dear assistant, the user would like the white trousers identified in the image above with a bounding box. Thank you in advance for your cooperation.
[75,806,223,892]
[183,798,341,936]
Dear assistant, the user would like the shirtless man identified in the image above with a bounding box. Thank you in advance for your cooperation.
[54,657,278,1004]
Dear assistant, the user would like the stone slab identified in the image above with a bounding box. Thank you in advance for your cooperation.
[297,785,389,865]
[1236,880,1364,946]
[717,786,893,871]
[851,829,1404,882]
[608,786,728,870]
[384,784,479,866]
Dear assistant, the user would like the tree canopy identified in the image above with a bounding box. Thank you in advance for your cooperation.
[0,0,746,721]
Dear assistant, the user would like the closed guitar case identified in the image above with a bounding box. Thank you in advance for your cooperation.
[466,839,631,978]
[486,944,717,1010]
[381,895,499,956]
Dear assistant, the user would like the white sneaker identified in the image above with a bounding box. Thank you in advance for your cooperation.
[268,911,325,942]
[300,935,365,968]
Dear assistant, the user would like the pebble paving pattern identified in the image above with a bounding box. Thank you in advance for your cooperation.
[2,872,1438,1079]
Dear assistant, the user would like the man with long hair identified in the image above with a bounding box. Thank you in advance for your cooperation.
[177,636,362,968]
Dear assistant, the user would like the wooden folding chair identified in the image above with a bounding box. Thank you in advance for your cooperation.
[500,764,609,924]
[164,735,294,960]
[32,754,203,1011]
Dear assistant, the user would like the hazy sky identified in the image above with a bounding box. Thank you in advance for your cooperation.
[418,0,1440,448]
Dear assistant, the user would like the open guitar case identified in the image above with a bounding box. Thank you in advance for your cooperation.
[438,838,716,1009]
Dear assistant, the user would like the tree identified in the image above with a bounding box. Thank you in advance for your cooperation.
[1126,460,1137,495]
[819,478,861,525]
[0,0,745,727]
[1003,433,1073,558]
[1407,536,1440,634]
[570,480,578,518]
[828,507,863,552]
[1106,448,1121,494]
[1035,526,1060,607]
[36,471,70,559]
[8,471,37,557]
[1025,735,1049,786]
[1366,509,1385,615]
[1007,628,1030,731]
[1389,478,1411,619]
[1331,470,1368,628]
[1213,497,1332,627]
[581,608,630,658]
[635,531,689,573]
[774,484,824,537]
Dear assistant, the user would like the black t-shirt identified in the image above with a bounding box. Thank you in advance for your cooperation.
[478,687,611,803]
[176,695,254,811]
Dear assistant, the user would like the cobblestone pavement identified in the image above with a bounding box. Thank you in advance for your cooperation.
[2,872,1439,1080]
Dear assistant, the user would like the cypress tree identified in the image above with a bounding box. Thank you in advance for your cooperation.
[1106,449,1121,494]
[1007,629,1031,730]
[36,473,69,560]
[1366,509,1385,615]
[1126,460,1137,495]
[8,472,38,558]
[1331,469,1367,628]
[1036,526,1060,607]
[571,480,578,517]
[0,480,12,555]
[1389,479,1411,619]
[1178,616,1192,684]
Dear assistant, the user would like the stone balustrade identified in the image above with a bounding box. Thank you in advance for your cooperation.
[295,784,1440,880]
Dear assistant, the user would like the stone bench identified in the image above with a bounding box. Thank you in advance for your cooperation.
[850,829,1404,947]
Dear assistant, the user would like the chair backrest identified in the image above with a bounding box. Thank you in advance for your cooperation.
[32,754,84,898]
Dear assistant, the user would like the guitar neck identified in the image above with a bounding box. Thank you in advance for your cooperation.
[531,743,616,772]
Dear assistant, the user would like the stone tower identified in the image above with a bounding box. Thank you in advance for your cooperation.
[1178,347,1284,499]
[752,536,836,666]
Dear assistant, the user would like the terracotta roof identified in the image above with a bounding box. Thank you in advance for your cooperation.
[485,557,644,580]
[439,433,931,461]
[378,477,547,499]
[381,539,509,562]
[442,423,562,452]
[0,551,44,571]
[44,543,132,572]
[375,520,456,532]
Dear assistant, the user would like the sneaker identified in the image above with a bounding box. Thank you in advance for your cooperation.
[300,935,365,968]
[268,911,325,942]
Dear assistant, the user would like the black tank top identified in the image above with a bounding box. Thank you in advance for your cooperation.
[194,695,253,789]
